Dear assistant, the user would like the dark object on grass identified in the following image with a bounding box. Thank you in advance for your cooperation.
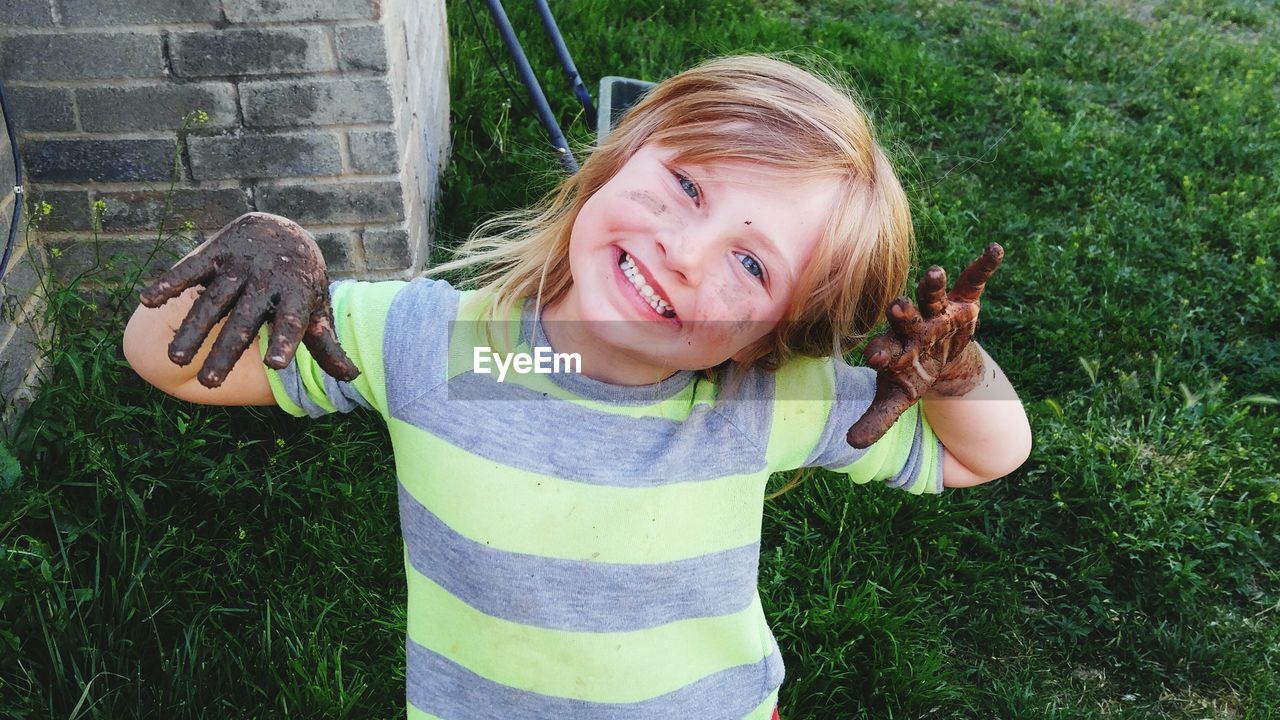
[138,212,360,389]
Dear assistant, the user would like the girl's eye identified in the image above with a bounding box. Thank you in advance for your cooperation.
[674,171,700,204]
[735,252,766,283]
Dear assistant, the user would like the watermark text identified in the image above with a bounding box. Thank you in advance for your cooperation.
[473,346,582,382]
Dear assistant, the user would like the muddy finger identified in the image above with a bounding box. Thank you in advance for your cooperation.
[951,243,1004,303]
[846,376,914,449]
[167,272,247,366]
[140,251,219,308]
[196,292,274,388]
[862,334,898,371]
[262,289,310,369]
[302,306,360,381]
[885,297,925,340]
[916,266,948,319]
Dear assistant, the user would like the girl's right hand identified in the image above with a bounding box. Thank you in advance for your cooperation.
[138,212,360,389]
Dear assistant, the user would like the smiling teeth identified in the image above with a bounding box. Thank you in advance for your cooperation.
[620,252,676,317]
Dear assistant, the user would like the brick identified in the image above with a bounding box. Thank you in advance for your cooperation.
[0,32,165,81]
[24,139,177,183]
[336,24,387,72]
[0,282,49,348]
[1,381,41,433]
[2,271,50,328]
[0,134,12,190]
[223,0,378,23]
[5,86,76,132]
[362,226,409,270]
[312,230,356,273]
[348,129,397,174]
[0,246,46,325]
[0,319,44,403]
[188,131,341,180]
[78,84,237,132]
[0,198,10,263]
[30,190,93,232]
[255,181,403,224]
[241,78,393,127]
[96,188,251,232]
[0,0,54,26]
[170,28,335,78]
[59,0,221,25]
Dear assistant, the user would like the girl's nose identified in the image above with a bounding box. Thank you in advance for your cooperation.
[655,227,704,286]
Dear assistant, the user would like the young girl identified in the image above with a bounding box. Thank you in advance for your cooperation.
[124,55,1031,719]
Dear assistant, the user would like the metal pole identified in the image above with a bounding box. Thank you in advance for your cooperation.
[480,0,579,173]
[532,0,598,126]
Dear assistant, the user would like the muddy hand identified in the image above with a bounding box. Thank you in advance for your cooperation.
[845,243,1004,449]
[138,212,360,389]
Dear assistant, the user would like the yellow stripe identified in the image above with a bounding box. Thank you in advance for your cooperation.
[834,402,918,484]
[390,417,767,563]
[330,280,400,415]
[258,326,306,417]
[407,702,437,720]
[405,560,775,703]
[766,356,835,472]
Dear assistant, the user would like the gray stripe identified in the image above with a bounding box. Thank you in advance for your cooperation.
[399,483,760,632]
[802,358,941,492]
[275,279,372,418]
[936,439,945,492]
[406,636,784,720]
[384,279,775,486]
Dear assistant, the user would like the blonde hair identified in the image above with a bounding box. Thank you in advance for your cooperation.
[427,53,914,378]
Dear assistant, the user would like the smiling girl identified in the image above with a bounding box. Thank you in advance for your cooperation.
[125,54,1030,719]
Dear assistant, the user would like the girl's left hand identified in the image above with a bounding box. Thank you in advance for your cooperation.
[845,243,1004,448]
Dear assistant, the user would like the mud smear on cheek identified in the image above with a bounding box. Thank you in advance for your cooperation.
[715,283,756,337]
[624,191,668,216]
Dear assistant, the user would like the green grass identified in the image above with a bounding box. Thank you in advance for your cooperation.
[3,0,1278,717]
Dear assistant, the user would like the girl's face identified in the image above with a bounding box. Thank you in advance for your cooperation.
[542,142,840,384]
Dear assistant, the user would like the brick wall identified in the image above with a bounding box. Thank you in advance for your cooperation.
[0,90,46,431]
[0,0,450,431]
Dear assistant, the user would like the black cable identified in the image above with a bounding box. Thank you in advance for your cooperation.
[0,76,21,283]
[462,0,538,124]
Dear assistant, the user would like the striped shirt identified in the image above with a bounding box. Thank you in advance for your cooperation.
[258,276,943,719]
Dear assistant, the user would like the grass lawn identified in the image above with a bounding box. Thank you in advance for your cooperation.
[2,0,1277,717]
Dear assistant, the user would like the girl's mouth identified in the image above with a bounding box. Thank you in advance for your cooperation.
[617,249,679,321]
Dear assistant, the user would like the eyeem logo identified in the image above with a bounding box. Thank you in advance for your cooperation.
[473,346,582,382]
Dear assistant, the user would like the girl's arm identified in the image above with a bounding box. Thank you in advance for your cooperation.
[845,243,1032,486]
[921,342,1031,487]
